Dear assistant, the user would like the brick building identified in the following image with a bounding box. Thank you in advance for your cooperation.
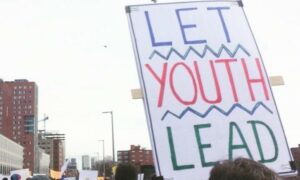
[283,145,300,180]
[0,79,38,172]
[291,145,300,173]
[38,132,65,171]
[275,145,300,180]
[117,145,153,166]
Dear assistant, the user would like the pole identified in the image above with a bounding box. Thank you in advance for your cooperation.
[102,111,115,163]
[98,140,105,178]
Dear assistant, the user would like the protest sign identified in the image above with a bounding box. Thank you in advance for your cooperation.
[64,177,76,180]
[126,1,295,179]
[138,173,144,180]
[79,170,98,180]
[0,174,9,180]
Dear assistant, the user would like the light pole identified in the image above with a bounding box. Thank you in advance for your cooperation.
[98,140,105,178]
[102,111,115,163]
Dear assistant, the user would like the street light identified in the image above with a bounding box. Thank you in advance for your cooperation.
[98,140,105,178]
[102,111,115,163]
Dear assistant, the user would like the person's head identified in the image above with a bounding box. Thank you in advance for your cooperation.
[2,178,8,180]
[10,174,21,180]
[209,157,281,180]
[115,163,137,180]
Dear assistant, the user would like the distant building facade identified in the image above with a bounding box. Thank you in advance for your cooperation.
[65,158,78,177]
[117,145,153,166]
[38,148,50,174]
[38,132,65,171]
[282,145,300,180]
[291,145,300,172]
[91,156,97,169]
[82,155,90,170]
[0,79,38,173]
[0,133,23,175]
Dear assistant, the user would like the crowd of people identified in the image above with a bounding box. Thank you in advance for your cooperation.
[2,158,283,180]
[2,174,51,180]
[114,157,282,180]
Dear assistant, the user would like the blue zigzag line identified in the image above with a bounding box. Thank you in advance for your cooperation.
[149,44,251,60]
[161,102,273,121]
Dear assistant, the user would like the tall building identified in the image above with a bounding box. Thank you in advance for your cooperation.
[0,133,23,175]
[65,158,79,177]
[0,79,38,173]
[38,132,65,171]
[82,155,90,170]
[91,156,97,170]
[117,145,153,166]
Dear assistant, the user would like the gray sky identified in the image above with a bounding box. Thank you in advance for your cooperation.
[0,0,300,164]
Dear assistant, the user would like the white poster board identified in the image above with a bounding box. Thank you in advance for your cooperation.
[79,170,98,180]
[64,177,76,180]
[126,1,294,180]
[0,174,10,180]
[138,173,144,180]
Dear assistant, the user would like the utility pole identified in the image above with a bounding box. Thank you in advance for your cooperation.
[102,111,115,163]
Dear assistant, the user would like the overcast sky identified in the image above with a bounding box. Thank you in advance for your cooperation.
[0,0,300,166]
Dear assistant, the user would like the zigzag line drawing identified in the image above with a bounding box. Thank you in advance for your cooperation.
[161,102,273,120]
[149,44,251,60]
